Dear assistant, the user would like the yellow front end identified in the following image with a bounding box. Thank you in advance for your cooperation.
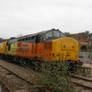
[52,39,61,61]
[6,42,17,56]
[0,41,7,55]
[52,37,79,61]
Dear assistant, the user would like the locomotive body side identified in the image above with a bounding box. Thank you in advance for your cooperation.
[43,42,52,61]
[16,41,52,62]
[34,42,45,61]
[52,39,61,61]
[16,42,33,59]
[0,37,79,63]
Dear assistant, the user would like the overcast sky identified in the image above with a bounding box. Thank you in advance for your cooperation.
[0,0,92,38]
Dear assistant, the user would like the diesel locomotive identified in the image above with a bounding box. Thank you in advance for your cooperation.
[0,29,79,65]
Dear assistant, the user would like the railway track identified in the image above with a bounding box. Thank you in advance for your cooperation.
[0,61,33,92]
[0,59,92,91]
[71,74,92,89]
[0,59,37,85]
[0,59,41,92]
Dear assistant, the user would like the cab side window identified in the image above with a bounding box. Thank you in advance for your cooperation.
[45,31,53,39]
[53,31,60,37]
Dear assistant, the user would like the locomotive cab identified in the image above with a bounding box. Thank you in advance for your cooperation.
[52,37,79,62]
[60,37,79,61]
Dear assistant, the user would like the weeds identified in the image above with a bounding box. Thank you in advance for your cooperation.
[33,61,76,92]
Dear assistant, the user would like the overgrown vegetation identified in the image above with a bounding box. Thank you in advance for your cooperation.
[32,61,76,92]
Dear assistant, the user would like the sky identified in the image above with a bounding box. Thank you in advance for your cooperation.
[0,0,92,38]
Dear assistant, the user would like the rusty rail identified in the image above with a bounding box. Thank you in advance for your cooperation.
[71,74,92,89]
[0,59,37,92]
[0,59,37,85]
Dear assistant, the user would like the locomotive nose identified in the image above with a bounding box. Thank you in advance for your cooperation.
[61,37,79,61]
[62,38,77,50]
[52,37,79,61]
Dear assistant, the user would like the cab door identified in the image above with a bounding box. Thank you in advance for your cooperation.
[52,39,61,61]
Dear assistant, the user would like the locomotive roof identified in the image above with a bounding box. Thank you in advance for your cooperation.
[7,29,65,43]
[17,28,64,39]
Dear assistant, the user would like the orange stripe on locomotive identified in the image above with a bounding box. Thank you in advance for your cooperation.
[16,41,52,61]
[16,42,33,59]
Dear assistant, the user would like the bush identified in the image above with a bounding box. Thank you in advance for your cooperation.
[34,61,76,92]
